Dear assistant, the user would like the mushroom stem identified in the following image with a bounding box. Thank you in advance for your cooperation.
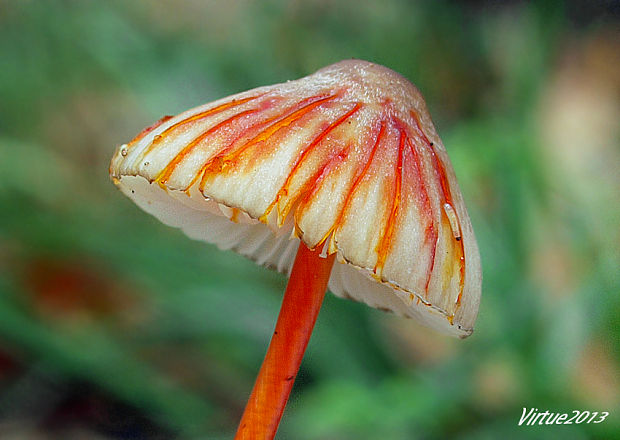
[235,242,336,440]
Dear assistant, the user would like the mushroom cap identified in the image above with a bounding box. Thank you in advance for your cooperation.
[110,60,482,337]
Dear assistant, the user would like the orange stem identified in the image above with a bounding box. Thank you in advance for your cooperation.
[234,243,336,440]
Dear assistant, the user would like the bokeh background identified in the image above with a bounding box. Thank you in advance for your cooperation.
[1,1,619,439]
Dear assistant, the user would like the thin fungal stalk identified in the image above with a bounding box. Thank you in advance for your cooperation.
[235,242,336,440]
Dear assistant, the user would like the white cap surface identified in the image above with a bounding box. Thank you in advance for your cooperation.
[110,60,482,337]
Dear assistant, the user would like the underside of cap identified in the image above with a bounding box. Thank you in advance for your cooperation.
[110,60,482,338]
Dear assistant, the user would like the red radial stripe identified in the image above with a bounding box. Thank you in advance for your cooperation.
[154,108,259,187]
[137,95,262,162]
[260,102,362,223]
[198,94,338,193]
[127,115,174,147]
[331,120,386,238]
[403,135,437,295]
[374,126,405,275]
[292,143,353,246]
[410,110,465,306]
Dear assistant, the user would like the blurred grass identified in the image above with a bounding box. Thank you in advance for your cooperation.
[0,0,619,439]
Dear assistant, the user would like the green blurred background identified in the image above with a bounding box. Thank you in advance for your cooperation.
[1,1,619,439]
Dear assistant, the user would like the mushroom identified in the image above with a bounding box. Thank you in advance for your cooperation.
[110,59,481,439]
